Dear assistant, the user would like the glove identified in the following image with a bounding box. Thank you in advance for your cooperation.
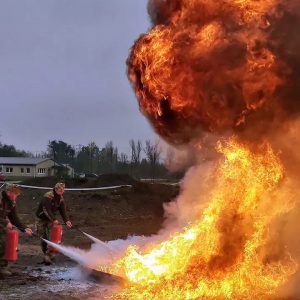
[65,220,72,229]
[53,219,59,225]
[6,222,13,230]
[24,227,33,236]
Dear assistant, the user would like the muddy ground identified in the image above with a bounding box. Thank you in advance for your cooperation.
[0,175,178,299]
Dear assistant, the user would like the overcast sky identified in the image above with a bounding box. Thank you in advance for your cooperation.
[0,0,156,155]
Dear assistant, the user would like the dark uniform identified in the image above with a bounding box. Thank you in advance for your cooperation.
[0,190,26,268]
[35,189,69,254]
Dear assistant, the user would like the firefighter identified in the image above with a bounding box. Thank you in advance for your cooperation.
[0,184,33,276]
[35,182,72,264]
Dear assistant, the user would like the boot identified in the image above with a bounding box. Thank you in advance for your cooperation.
[0,267,12,276]
[43,254,52,265]
[48,252,56,262]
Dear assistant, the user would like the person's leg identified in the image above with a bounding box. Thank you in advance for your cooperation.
[43,221,51,254]
[36,219,52,264]
[36,218,49,254]
[0,224,11,276]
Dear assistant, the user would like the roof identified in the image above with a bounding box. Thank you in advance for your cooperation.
[0,157,53,166]
[62,163,73,168]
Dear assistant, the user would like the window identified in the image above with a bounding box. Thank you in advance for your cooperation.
[38,168,46,174]
[6,167,13,173]
[21,168,24,173]
[26,168,30,174]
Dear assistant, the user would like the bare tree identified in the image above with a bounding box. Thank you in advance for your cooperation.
[129,139,142,164]
[99,141,118,173]
[119,153,128,164]
[144,140,161,179]
[87,142,99,173]
[164,146,174,171]
[129,139,142,177]
[117,152,129,174]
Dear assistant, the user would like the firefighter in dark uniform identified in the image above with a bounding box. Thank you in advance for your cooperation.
[0,184,33,276]
[35,182,72,264]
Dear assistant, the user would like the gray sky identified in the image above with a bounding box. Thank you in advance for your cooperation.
[0,0,156,155]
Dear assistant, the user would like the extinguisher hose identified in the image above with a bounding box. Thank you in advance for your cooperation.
[61,223,85,234]
[31,224,79,240]
[32,223,98,243]
[31,232,43,240]
[72,226,85,235]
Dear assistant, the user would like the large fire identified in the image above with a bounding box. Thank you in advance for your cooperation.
[104,0,300,298]
[106,138,296,299]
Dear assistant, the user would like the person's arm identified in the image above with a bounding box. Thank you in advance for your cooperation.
[7,206,26,232]
[0,217,8,227]
[58,200,68,224]
[0,197,8,227]
[42,197,56,222]
[0,212,8,227]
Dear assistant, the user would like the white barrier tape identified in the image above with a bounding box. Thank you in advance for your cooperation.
[0,181,132,191]
[16,184,132,191]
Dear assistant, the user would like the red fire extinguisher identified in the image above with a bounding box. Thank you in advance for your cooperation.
[50,224,63,253]
[5,229,19,262]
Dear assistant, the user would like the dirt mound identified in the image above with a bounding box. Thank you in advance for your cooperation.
[21,173,137,188]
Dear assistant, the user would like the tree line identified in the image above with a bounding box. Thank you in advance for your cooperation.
[0,140,180,180]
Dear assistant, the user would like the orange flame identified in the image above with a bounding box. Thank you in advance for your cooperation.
[119,0,300,298]
[127,0,296,144]
[109,138,296,299]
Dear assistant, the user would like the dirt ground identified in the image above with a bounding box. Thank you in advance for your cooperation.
[0,175,179,299]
